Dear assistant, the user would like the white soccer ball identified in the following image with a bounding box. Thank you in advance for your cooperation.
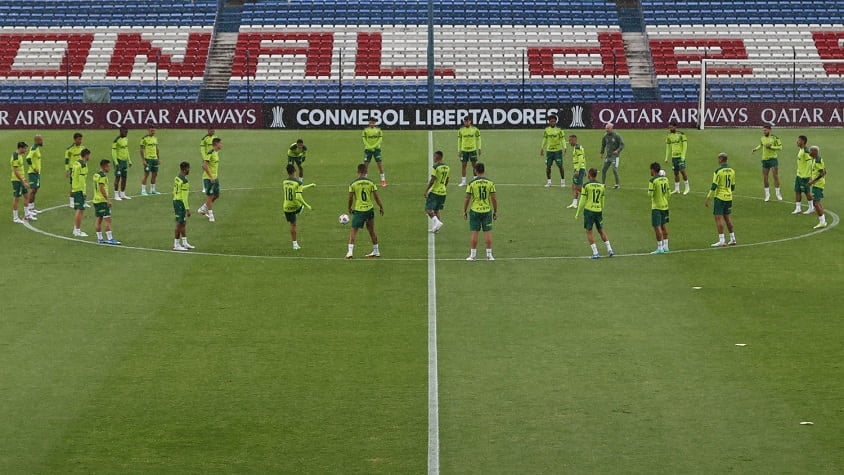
[338,214,350,224]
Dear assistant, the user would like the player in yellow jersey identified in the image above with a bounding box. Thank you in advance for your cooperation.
[345,163,384,259]
[704,153,737,247]
[111,127,132,201]
[540,115,566,188]
[25,135,43,218]
[575,168,615,259]
[457,116,481,186]
[566,134,586,209]
[751,124,783,201]
[65,132,84,207]
[199,127,217,193]
[287,139,307,179]
[92,159,121,245]
[198,138,222,222]
[362,119,387,187]
[139,125,161,195]
[172,161,194,251]
[463,162,497,261]
[808,146,828,229]
[282,163,315,250]
[425,150,449,233]
[792,135,815,215]
[71,148,91,237]
[10,141,30,224]
[648,163,671,254]
[664,120,690,195]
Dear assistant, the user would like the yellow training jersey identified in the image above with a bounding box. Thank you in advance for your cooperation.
[429,163,450,196]
[349,177,378,212]
[708,164,736,201]
[466,176,496,213]
[92,171,109,203]
[203,149,219,180]
[26,144,42,174]
[648,175,671,211]
[458,126,481,152]
[173,175,190,207]
[140,135,159,160]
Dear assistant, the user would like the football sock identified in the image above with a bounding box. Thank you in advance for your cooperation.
[820,214,826,224]
[182,237,189,245]
[590,243,598,254]
[729,232,736,242]
[469,249,477,258]
[605,241,613,253]
[684,180,690,189]
[106,231,113,240]
[347,244,354,255]
[718,233,725,243]
[174,239,180,248]
[485,248,493,257]
[380,174,385,181]
[141,185,146,193]
[96,232,103,240]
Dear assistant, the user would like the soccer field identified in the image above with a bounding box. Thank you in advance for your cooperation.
[0,127,842,473]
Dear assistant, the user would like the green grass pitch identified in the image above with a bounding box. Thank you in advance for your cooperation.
[0,126,841,473]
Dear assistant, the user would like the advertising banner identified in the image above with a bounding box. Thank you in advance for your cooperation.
[592,102,844,128]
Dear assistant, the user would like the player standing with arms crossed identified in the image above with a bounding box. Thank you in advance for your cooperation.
[362,119,387,187]
[751,125,783,201]
[540,114,566,188]
[112,127,132,201]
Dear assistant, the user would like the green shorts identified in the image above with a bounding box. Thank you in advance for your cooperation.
[425,193,446,211]
[572,168,587,186]
[204,179,220,196]
[794,176,811,194]
[94,202,110,218]
[583,209,603,230]
[284,206,303,223]
[144,158,159,173]
[364,149,382,163]
[811,187,823,201]
[287,156,305,165]
[72,191,86,210]
[761,158,778,169]
[460,151,478,163]
[173,200,187,223]
[713,198,732,216]
[671,157,686,171]
[651,209,669,227]
[545,150,563,167]
[114,160,129,177]
[351,209,375,229]
[27,172,40,189]
[12,181,26,197]
[468,210,493,232]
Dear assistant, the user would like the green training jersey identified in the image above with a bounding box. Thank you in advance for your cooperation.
[282,177,305,212]
[648,175,671,211]
[71,159,88,193]
[112,135,131,163]
[287,143,307,159]
[173,175,190,207]
[92,171,109,203]
[362,126,383,150]
[200,133,218,159]
[140,135,159,160]
[571,144,586,169]
[429,162,450,196]
[600,132,624,158]
[796,147,813,178]
[10,152,25,182]
[811,156,826,189]
[665,131,687,160]
[26,144,42,174]
[577,180,606,213]
[65,143,83,171]
[466,176,496,213]
[754,135,782,159]
[203,149,219,180]
[349,177,378,212]
[458,126,481,152]
[542,126,565,152]
[708,164,735,201]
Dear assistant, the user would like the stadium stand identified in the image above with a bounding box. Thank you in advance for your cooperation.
[0,0,841,104]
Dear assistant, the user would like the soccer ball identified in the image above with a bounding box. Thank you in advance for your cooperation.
[338,214,350,224]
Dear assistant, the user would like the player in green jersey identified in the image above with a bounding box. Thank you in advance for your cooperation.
[808,146,828,229]
[65,132,83,208]
[600,123,624,189]
[172,161,194,251]
[197,138,222,222]
[283,163,315,250]
[25,135,43,218]
[92,159,121,245]
[751,124,783,201]
[648,163,671,254]
[457,116,482,186]
[111,127,132,201]
[345,163,384,259]
[199,127,217,193]
[575,168,615,259]
[287,139,307,179]
[463,162,497,261]
[139,125,161,195]
[362,119,387,187]
[425,150,449,233]
[11,141,31,224]
[665,120,690,195]
[792,135,815,215]
[567,134,586,209]
[71,148,91,237]
[540,115,566,188]
[704,153,737,247]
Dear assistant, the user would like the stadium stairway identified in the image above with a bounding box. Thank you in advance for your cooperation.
[198,0,246,102]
